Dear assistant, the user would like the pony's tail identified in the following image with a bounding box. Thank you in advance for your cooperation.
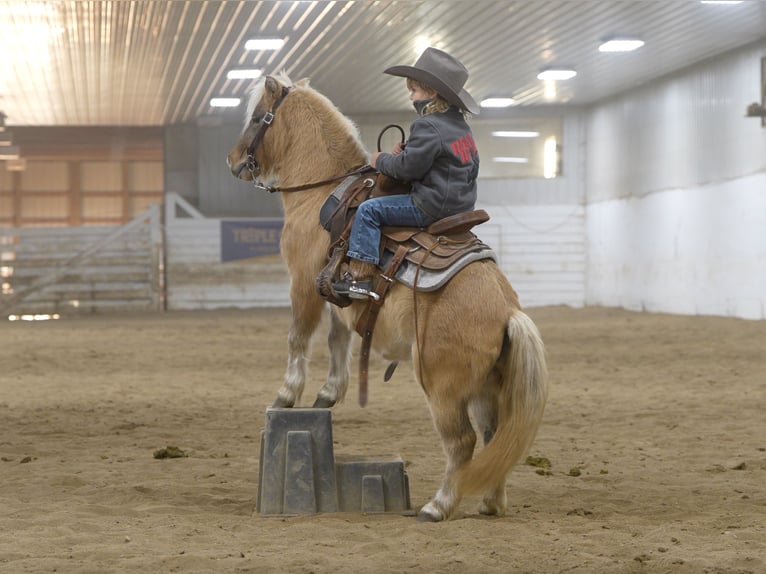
[457,310,548,495]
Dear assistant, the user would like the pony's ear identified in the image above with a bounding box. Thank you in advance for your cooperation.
[265,76,280,96]
[296,78,310,87]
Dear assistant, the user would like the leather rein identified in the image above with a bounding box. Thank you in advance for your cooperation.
[241,85,373,194]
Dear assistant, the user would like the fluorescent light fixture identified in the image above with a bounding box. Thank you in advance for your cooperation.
[537,69,577,80]
[226,69,262,80]
[492,130,540,138]
[0,145,20,160]
[493,157,529,164]
[414,35,432,55]
[245,38,285,51]
[599,39,645,52]
[210,98,241,108]
[700,1,743,4]
[480,97,515,108]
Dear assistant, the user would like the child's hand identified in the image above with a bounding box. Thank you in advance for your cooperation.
[369,151,381,168]
[392,141,406,155]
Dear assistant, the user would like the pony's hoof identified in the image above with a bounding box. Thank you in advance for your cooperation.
[271,397,294,408]
[312,396,336,408]
[416,502,445,522]
[478,501,506,516]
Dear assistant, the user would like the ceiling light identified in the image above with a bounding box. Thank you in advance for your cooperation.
[227,69,262,80]
[492,130,540,138]
[480,97,516,108]
[700,1,743,4]
[210,98,241,108]
[493,157,529,164]
[537,69,577,80]
[599,39,645,52]
[245,38,285,51]
[414,35,432,55]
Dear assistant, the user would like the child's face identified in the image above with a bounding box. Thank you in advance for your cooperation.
[408,84,436,102]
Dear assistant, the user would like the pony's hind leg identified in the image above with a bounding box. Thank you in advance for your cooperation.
[418,396,476,522]
[312,309,352,408]
[470,367,507,516]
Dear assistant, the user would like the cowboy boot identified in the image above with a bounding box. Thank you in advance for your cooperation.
[332,260,380,300]
[316,246,353,307]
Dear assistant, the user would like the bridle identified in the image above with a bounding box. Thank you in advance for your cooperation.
[238,83,373,194]
[239,85,290,183]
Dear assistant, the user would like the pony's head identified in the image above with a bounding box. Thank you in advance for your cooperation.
[226,73,367,184]
[226,73,292,182]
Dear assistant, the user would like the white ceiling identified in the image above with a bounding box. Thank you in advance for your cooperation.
[1,0,765,127]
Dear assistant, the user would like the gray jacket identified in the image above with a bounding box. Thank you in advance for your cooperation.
[375,106,479,221]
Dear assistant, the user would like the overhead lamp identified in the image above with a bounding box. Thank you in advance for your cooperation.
[210,98,241,108]
[245,38,285,51]
[492,130,540,138]
[414,35,432,55]
[537,68,577,80]
[480,97,516,108]
[599,38,645,52]
[226,69,263,80]
[493,157,529,164]
[0,145,21,160]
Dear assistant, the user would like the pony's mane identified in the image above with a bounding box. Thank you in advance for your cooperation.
[242,71,365,156]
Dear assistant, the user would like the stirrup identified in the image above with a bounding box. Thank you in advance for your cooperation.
[332,274,380,301]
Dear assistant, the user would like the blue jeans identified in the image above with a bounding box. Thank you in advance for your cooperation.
[346,194,435,264]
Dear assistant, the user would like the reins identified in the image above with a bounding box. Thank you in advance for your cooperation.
[253,165,375,194]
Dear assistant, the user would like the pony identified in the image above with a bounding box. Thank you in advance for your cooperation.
[227,74,548,521]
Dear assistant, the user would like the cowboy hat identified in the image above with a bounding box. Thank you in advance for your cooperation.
[384,47,479,115]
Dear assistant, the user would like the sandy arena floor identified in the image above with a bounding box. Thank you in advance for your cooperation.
[1,305,764,573]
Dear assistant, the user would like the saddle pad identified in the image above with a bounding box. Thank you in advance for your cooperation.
[380,247,497,292]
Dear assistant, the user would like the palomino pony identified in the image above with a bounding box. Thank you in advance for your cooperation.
[227,74,548,522]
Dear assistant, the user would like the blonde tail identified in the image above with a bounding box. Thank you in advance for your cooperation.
[458,310,548,494]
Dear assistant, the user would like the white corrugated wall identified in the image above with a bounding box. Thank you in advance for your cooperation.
[585,40,766,319]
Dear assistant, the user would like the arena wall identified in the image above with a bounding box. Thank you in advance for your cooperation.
[585,39,766,319]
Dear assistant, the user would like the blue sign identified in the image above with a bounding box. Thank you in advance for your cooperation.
[221,220,283,262]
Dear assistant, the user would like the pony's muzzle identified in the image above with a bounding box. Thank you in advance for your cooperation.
[228,155,251,179]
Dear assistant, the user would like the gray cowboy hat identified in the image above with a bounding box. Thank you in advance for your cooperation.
[384,47,479,115]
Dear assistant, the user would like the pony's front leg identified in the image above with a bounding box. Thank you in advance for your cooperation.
[272,288,325,408]
[418,399,476,522]
[312,308,352,408]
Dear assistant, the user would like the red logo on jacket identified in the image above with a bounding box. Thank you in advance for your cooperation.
[450,134,478,164]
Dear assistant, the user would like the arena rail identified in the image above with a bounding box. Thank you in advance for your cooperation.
[0,204,163,317]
